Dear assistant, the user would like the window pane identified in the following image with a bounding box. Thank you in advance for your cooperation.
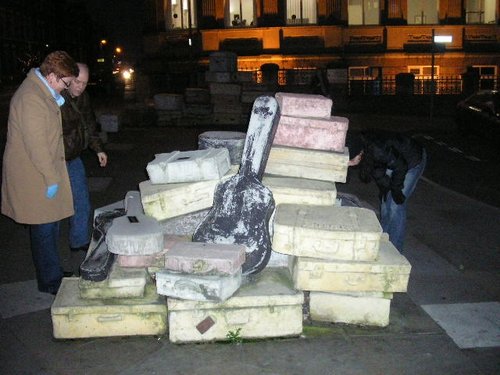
[286,0,317,25]
[408,0,439,25]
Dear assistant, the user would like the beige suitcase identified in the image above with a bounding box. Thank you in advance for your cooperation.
[272,205,382,261]
[139,166,238,221]
[290,239,411,293]
[167,268,304,343]
[266,146,349,183]
[309,291,393,327]
[51,278,167,339]
[262,176,337,206]
[78,262,149,299]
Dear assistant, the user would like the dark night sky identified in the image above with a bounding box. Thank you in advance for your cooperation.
[83,0,144,64]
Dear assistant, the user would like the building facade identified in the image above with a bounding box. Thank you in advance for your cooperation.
[143,0,499,92]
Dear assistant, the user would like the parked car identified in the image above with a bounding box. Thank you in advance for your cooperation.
[455,90,500,141]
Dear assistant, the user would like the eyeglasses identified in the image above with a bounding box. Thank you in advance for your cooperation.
[59,77,71,88]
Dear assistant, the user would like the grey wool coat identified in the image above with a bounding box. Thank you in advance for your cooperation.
[1,69,74,224]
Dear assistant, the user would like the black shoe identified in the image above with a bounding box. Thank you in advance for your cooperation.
[63,271,75,277]
[70,243,89,253]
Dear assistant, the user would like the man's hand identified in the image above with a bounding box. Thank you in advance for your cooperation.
[378,186,390,202]
[97,152,108,167]
[392,189,406,205]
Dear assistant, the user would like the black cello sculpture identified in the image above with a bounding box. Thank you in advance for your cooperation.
[193,96,280,275]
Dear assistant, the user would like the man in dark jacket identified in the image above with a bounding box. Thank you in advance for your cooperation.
[347,130,426,252]
[61,63,107,252]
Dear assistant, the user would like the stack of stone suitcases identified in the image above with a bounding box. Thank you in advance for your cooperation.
[51,91,411,343]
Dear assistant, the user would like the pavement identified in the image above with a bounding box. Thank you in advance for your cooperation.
[0,91,499,374]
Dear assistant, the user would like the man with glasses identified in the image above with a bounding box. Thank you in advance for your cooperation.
[2,51,79,295]
[61,63,108,255]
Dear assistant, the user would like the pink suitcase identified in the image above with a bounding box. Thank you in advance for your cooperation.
[273,115,348,152]
[164,242,246,276]
[275,92,332,119]
[117,235,189,268]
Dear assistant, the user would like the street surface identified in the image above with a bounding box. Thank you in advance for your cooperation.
[0,86,498,374]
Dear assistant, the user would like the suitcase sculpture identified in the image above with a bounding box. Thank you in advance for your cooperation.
[193,95,280,275]
[79,208,125,282]
[106,190,164,256]
[80,191,140,281]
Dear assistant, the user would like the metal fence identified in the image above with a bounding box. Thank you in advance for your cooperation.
[251,69,499,96]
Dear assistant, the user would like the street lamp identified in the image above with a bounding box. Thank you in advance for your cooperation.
[430,30,453,126]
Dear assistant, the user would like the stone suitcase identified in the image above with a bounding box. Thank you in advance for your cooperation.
[273,115,348,152]
[146,148,231,184]
[139,166,237,221]
[51,278,167,339]
[290,239,412,293]
[262,176,337,206]
[165,242,246,276]
[153,93,184,111]
[117,235,189,268]
[272,205,382,261]
[156,269,242,302]
[167,268,304,343]
[309,291,392,327]
[79,262,148,299]
[275,92,332,119]
[106,214,164,256]
[266,146,349,183]
[209,51,237,72]
[198,131,246,165]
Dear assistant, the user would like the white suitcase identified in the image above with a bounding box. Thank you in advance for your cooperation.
[156,269,242,302]
[146,148,231,184]
[167,268,304,343]
[266,146,349,183]
[51,278,167,339]
[290,239,411,293]
[272,205,382,261]
[309,291,392,327]
[262,175,337,206]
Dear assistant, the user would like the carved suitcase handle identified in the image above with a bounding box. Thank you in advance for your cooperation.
[97,314,123,322]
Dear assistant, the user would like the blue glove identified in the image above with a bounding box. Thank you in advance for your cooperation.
[46,184,59,199]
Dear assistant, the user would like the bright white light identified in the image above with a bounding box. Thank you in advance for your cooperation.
[188,38,192,46]
[434,35,452,43]
[122,70,132,80]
